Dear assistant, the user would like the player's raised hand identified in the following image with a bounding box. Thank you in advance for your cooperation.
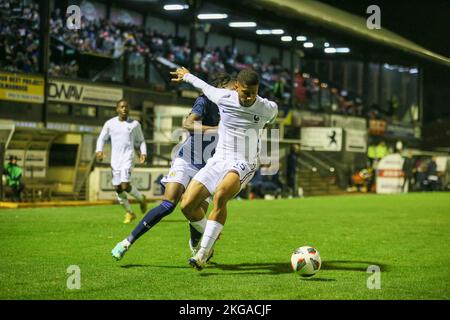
[170,67,190,83]
[139,154,147,164]
[96,151,105,162]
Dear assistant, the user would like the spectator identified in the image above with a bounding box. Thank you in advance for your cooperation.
[249,168,282,199]
[414,159,427,191]
[273,75,285,100]
[49,60,79,77]
[350,166,374,193]
[424,156,439,191]
[294,72,307,108]
[376,141,389,161]
[402,152,415,192]
[3,155,24,202]
[286,144,300,197]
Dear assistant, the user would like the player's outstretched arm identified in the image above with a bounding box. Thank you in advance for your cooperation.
[170,66,190,83]
[170,67,228,105]
[183,113,217,133]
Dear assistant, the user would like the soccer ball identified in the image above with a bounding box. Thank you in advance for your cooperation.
[291,246,321,277]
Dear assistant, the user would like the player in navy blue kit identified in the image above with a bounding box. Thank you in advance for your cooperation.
[111,73,235,260]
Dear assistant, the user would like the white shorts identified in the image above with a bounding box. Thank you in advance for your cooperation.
[160,157,200,189]
[161,157,212,204]
[111,167,132,186]
[193,158,257,195]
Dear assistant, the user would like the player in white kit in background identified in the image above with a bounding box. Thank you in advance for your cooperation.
[95,99,148,224]
[171,67,278,270]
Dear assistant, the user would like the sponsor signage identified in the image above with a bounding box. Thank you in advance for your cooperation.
[345,129,367,153]
[90,167,168,200]
[436,156,448,172]
[293,111,327,127]
[100,171,151,191]
[376,153,405,194]
[301,127,342,151]
[385,123,416,139]
[330,115,367,130]
[48,80,123,107]
[0,72,44,103]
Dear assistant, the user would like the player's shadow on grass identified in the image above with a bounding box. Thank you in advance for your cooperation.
[207,262,291,275]
[120,264,189,269]
[119,262,293,274]
[299,278,336,282]
[321,260,389,272]
[120,260,387,277]
[199,260,388,277]
[201,262,332,281]
[120,262,290,274]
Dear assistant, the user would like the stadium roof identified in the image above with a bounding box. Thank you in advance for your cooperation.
[117,0,450,67]
[257,0,450,67]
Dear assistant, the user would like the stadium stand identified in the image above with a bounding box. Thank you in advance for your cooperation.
[0,0,40,73]
[1,0,449,202]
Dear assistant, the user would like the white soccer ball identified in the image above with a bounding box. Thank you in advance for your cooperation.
[291,246,321,277]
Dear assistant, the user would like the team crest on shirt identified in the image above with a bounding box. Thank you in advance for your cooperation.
[253,115,260,123]
[169,171,176,177]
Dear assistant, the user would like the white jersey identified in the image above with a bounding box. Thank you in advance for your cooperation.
[184,73,278,164]
[96,116,147,170]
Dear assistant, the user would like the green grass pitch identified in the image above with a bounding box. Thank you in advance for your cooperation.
[0,193,449,300]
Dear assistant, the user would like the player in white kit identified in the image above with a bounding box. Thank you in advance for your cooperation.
[171,67,278,270]
[96,100,148,224]
[110,74,235,261]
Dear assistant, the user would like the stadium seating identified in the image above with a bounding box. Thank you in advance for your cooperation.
[0,0,365,117]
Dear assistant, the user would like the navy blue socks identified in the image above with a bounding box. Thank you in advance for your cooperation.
[127,200,176,244]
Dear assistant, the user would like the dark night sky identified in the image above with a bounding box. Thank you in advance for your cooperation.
[319,0,450,58]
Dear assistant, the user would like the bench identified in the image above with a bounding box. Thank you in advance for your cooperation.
[19,180,59,202]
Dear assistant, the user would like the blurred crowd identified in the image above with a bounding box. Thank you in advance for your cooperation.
[409,156,443,192]
[50,8,153,57]
[0,1,363,116]
[349,140,446,193]
[0,0,40,73]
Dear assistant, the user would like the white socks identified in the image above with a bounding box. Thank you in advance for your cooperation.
[128,185,144,202]
[117,185,144,213]
[117,192,133,213]
[122,238,131,248]
[190,216,207,234]
[200,220,223,253]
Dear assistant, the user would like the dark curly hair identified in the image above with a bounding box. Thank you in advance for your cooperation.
[210,72,234,88]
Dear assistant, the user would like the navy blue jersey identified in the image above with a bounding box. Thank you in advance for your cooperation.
[177,95,220,169]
